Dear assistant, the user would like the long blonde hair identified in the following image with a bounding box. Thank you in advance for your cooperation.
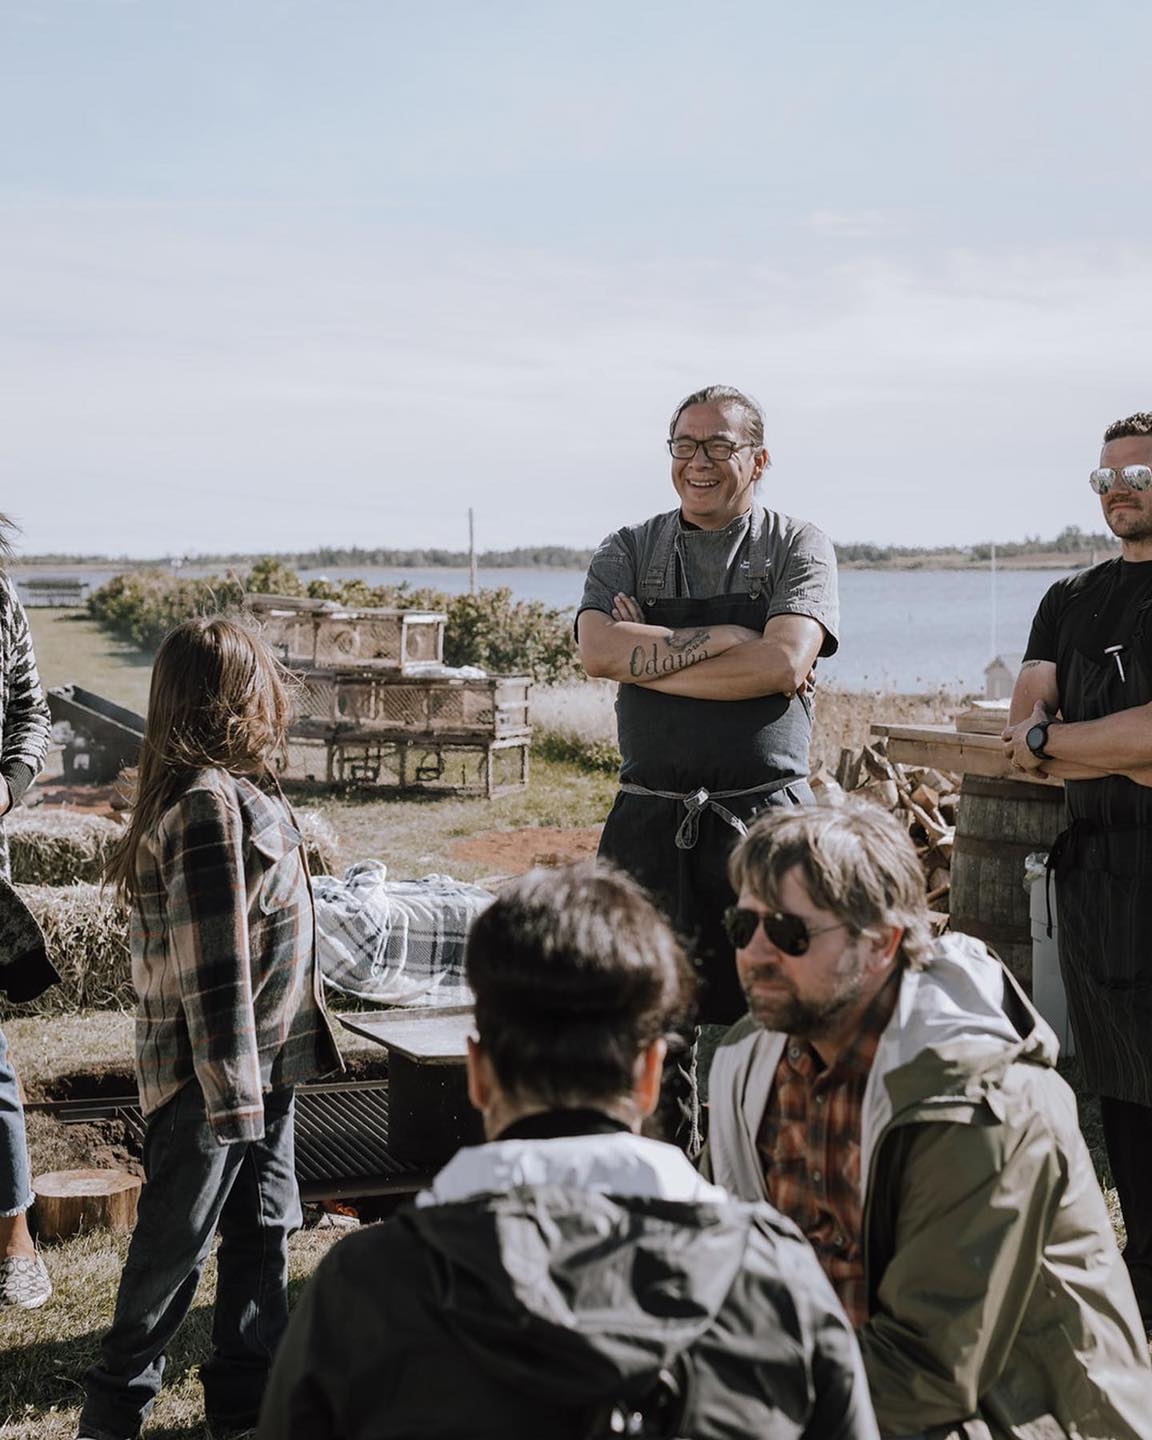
[106,617,292,898]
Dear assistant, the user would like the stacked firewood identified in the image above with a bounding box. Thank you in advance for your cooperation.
[809,739,960,915]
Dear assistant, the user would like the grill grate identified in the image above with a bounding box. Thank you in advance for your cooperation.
[35,1081,430,1201]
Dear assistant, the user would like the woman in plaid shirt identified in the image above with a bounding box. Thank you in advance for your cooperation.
[79,617,340,1440]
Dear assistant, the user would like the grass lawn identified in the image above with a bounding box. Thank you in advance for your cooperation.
[26,610,154,719]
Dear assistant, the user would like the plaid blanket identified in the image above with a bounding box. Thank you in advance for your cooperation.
[313,861,492,1007]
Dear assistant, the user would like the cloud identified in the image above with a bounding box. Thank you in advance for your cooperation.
[1,201,1148,554]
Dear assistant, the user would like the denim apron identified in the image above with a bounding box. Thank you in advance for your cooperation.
[598,508,811,1023]
[1050,598,1152,1104]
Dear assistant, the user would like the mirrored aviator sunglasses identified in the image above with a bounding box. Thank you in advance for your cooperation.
[722,905,842,956]
[1089,465,1152,494]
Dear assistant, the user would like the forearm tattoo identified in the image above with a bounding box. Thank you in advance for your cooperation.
[630,629,711,677]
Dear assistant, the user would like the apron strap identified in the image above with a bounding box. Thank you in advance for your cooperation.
[746,506,770,600]
[619,773,804,850]
[639,512,681,605]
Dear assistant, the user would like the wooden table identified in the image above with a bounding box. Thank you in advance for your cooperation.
[870,722,1062,786]
[339,1006,483,1166]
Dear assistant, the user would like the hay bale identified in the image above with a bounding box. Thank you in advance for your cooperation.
[0,810,338,1017]
[297,809,339,875]
[7,811,122,886]
[7,806,337,886]
[2,883,132,1017]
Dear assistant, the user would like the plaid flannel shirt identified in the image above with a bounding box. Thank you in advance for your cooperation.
[756,974,901,1326]
[132,769,341,1143]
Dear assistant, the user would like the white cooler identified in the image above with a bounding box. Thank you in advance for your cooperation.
[1024,852,1074,1058]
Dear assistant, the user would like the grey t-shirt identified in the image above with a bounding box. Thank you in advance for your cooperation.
[578,505,839,655]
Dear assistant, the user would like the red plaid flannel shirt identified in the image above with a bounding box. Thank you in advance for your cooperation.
[756,974,900,1326]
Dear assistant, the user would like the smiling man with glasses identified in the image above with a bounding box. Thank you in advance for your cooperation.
[576,385,838,1151]
[705,800,1150,1440]
[1002,409,1152,1342]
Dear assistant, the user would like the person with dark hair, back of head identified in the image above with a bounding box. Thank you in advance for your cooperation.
[577,385,839,1152]
[706,801,1151,1440]
[258,861,879,1440]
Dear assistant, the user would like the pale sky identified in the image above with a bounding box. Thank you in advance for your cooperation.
[3,0,1151,557]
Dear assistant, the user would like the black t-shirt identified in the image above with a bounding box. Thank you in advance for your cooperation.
[1024,558,1152,720]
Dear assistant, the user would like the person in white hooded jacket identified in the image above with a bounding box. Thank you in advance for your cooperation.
[703,800,1150,1440]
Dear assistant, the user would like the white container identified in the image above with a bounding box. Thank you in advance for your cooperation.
[1024,853,1074,1058]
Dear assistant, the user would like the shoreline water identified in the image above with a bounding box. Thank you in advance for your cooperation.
[16,561,1070,693]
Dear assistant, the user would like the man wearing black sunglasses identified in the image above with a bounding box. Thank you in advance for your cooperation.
[577,384,838,1150]
[705,801,1149,1440]
[1002,410,1152,1339]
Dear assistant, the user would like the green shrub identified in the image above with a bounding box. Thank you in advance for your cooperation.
[531,729,621,775]
[88,569,246,652]
[89,565,582,685]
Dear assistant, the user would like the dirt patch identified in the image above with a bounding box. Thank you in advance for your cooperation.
[30,782,122,817]
[448,825,602,874]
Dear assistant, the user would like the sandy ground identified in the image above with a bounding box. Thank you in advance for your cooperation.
[448,823,602,874]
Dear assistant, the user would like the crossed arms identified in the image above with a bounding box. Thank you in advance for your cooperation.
[577,593,826,702]
[1001,659,1152,785]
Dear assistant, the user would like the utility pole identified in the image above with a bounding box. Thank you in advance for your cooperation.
[468,508,477,595]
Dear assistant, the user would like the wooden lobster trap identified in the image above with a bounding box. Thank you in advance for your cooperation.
[277,729,531,799]
[247,595,446,670]
[294,672,531,737]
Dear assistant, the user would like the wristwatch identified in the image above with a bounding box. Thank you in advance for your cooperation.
[1025,720,1054,760]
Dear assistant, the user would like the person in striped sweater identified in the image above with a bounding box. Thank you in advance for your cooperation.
[0,511,55,1310]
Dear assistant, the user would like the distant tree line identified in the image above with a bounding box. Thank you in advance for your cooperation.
[23,528,1121,570]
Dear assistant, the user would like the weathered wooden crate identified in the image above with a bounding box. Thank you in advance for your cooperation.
[247,595,446,669]
[293,672,531,736]
[313,611,445,668]
[277,730,530,798]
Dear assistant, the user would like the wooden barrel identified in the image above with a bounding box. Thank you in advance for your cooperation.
[949,775,1065,992]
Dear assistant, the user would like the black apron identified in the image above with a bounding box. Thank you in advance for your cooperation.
[598,509,811,1024]
[1052,599,1152,1104]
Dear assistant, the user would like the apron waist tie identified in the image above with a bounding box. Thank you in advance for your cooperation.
[619,774,805,850]
[1044,818,1152,937]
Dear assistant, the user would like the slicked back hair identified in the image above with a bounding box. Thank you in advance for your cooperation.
[669,385,767,451]
[729,800,933,971]
[1103,412,1152,443]
[465,861,696,1108]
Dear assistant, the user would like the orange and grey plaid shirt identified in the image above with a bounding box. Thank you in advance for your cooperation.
[756,974,901,1326]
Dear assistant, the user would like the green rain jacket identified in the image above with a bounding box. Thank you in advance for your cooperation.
[705,932,1152,1440]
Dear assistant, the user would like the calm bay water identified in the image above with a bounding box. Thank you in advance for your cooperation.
[16,562,1072,694]
[292,564,1064,693]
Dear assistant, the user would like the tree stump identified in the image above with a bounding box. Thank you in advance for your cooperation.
[32,1168,142,1243]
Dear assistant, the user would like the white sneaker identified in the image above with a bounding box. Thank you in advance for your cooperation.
[0,1252,53,1309]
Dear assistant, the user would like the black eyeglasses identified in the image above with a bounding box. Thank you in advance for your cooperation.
[723,905,849,956]
[667,437,756,462]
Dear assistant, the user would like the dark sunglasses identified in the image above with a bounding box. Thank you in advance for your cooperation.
[723,905,849,956]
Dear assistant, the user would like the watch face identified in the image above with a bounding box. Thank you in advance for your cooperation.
[1026,723,1048,756]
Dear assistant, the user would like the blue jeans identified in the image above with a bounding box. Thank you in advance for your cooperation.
[80,1081,301,1440]
[0,1023,33,1218]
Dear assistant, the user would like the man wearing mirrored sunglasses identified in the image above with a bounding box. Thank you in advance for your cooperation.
[704,800,1150,1440]
[1002,409,1152,1339]
[577,384,838,1150]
